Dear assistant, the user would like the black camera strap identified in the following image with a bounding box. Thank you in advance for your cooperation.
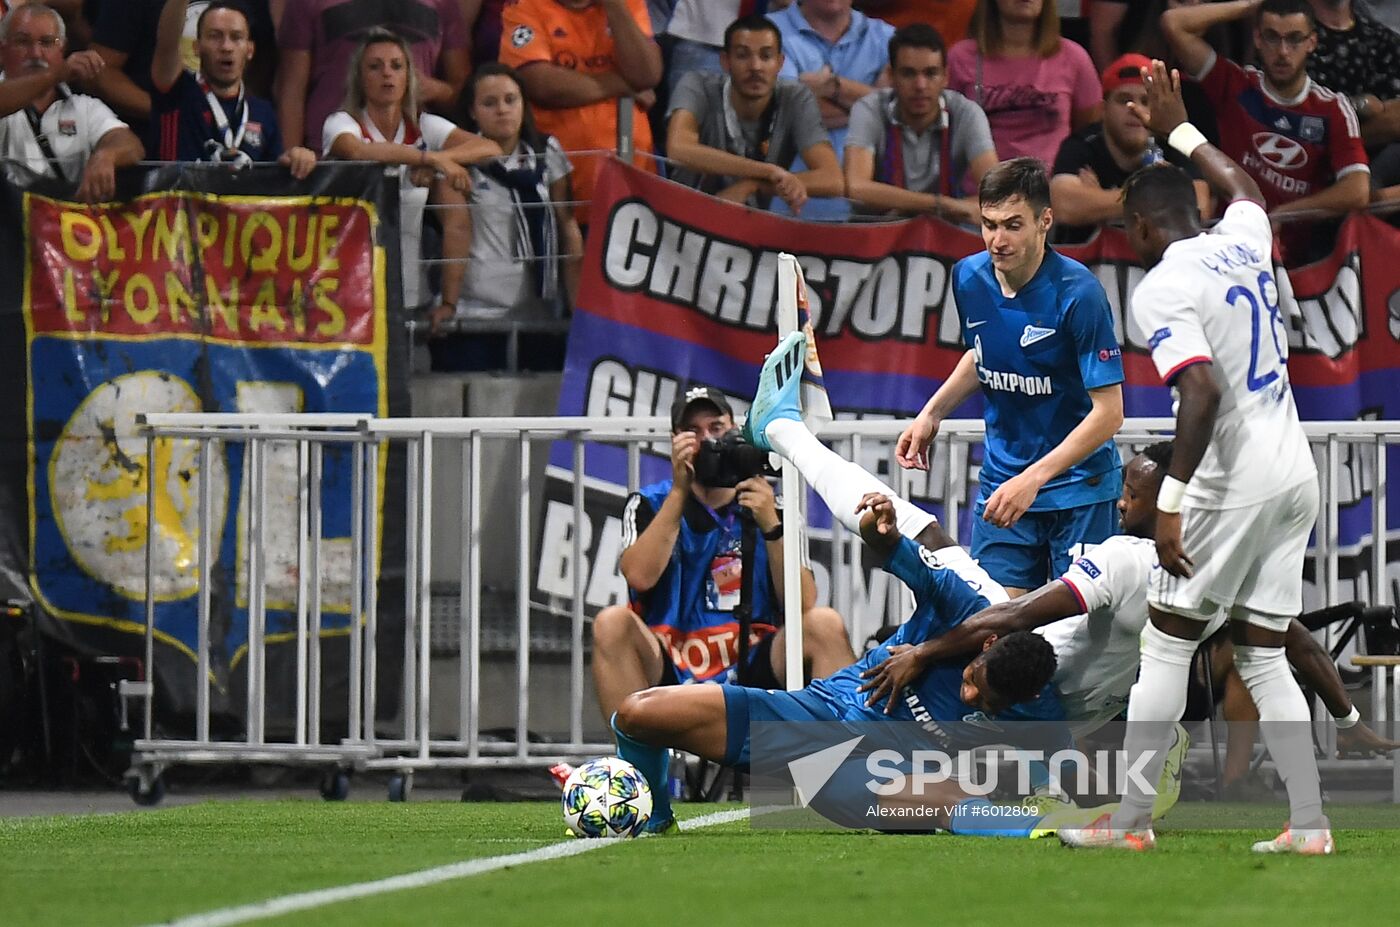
[24,105,68,185]
[733,510,758,686]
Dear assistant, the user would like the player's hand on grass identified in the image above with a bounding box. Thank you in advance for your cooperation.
[735,475,779,533]
[858,643,930,714]
[1128,59,1189,138]
[1336,721,1400,757]
[855,491,897,536]
[982,471,1043,529]
[671,430,698,493]
[1154,510,1194,578]
[895,413,938,470]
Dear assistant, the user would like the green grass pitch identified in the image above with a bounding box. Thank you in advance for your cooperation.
[5,800,1400,926]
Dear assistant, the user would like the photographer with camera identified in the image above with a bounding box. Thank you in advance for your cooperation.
[592,387,855,727]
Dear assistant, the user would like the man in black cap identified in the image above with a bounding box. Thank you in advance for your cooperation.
[590,385,855,728]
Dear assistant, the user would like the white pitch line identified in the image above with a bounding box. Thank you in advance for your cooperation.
[138,807,751,927]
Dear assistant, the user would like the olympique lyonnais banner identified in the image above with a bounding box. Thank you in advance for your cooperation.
[536,159,1400,638]
[0,162,408,719]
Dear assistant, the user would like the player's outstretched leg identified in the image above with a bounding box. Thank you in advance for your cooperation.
[741,330,806,452]
[743,334,936,540]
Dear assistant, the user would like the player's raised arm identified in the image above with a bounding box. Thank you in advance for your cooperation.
[1129,60,1264,208]
[1161,0,1262,80]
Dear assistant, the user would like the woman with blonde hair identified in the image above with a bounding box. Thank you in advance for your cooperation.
[322,28,501,314]
[947,0,1101,170]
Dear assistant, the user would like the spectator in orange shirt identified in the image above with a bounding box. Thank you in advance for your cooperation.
[499,0,662,225]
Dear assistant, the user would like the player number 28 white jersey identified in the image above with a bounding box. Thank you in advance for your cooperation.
[1130,200,1316,510]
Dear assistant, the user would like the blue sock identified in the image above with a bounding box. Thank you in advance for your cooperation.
[612,712,673,830]
[946,798,1041,838]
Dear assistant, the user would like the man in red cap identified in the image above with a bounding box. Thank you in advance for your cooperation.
[1049,52,1210,244]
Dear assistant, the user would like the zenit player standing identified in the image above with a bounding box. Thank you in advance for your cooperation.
[897,157,1125,596]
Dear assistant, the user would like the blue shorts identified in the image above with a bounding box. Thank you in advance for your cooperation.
[971,498,1119,590]
[721,685,841,768]
[720,686,957,832]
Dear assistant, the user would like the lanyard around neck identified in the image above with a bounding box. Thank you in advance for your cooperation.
[199,74,248,154]
[23,103,67,184]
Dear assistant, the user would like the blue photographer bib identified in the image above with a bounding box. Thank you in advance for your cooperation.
[622,480,780,683]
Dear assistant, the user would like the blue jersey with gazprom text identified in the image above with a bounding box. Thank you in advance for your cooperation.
[807,538,1065,749]
[954,248,1124,511]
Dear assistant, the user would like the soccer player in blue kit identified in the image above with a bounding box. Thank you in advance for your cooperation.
[897,158,1125,596]
[612,333,1065,835]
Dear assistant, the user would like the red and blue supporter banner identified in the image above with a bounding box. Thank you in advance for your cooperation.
[0,162,408,716]
[537,160,1399,630]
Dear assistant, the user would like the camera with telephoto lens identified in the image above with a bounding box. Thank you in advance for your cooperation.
[692,429,770,488]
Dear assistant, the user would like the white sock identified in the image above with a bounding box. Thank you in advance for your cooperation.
[1113,621,1197,829]
[764,418,936,538]
[1234,644,1325,829]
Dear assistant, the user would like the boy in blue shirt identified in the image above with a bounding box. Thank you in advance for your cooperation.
[896,157,1125,596]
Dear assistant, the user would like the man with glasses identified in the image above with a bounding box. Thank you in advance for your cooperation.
[0,3,143,201]
[1162,0,1369,263]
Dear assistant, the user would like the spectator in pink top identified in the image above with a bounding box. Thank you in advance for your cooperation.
[276,0,470,151]
[946,0,1101,169]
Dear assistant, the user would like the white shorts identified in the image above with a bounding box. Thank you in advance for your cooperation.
[1148,477,1319,626]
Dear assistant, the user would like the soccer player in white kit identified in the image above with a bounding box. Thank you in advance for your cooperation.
[1060,61,1330,854]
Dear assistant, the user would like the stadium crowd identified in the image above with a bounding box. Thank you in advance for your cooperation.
[3,0,1400,369]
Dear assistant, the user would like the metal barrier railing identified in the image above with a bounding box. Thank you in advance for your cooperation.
[125,413,381,803]
[125,413,1397,801]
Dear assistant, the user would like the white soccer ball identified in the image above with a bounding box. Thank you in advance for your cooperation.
[561,757,653,838]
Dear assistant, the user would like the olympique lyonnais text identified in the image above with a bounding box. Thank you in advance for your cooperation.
[25,192,381,345]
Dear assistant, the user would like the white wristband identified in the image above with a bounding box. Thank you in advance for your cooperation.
[1157,475,1188,514]
[1334,705,1361,730]
[1167,122,1208,159]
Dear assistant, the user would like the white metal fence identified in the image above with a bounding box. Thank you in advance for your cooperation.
[123,413,1399,802]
